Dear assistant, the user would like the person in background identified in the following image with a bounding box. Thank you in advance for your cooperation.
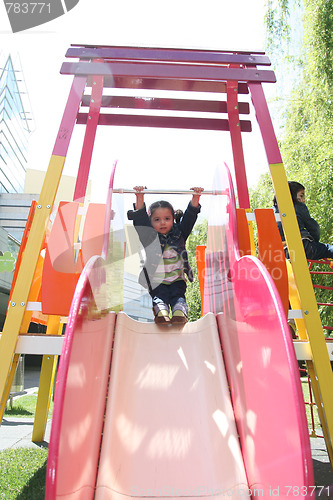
[127,186,203,324]
[273,181,333,260]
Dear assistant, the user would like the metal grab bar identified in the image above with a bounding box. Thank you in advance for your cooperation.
[112,188,221,195]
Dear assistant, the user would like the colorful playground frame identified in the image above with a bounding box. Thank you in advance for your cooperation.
[0,45,331,494]
[46,158,313,498]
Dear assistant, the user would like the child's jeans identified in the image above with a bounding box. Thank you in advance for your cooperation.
[151,280,188,316]
[303,240,333,260]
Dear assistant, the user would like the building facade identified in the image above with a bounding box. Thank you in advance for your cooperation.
[0,54,34,324]
[0,54,33,194]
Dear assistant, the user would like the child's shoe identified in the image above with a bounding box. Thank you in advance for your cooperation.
[155,309,171,324]
[171,299,188,324]
[171,310,188,324]
[153,303,170,324]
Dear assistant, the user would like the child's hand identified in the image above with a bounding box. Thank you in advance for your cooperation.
[190,187,204,207]
[133,186,147,193]
[133,186,147,209]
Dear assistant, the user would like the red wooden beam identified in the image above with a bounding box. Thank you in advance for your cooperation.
[66,46,270,66]
[89,77,249,94]
[76,113,252,131]
[61,61,276,84]
[80,95,250,114]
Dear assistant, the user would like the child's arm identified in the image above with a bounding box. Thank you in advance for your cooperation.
[133,185,147,210]
[179,187,203,240]
[190,187,204,207]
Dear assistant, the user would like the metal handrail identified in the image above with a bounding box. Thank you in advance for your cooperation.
[112,188,219,195]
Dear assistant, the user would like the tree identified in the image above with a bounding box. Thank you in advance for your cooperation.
[250,0,333,331]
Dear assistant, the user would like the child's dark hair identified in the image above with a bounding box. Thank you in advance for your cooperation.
[174,209,183,224]
[148,201,183,223]
[273,181,305,207]
[288,181,305,204]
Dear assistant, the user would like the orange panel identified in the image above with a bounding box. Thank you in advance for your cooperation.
[236,208,252,256]
[255,208,289,316]
[41,202,82,316]
[81,203,106,266]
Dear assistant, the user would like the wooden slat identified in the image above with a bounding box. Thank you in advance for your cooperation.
[61,61,276,84]
[92,77,250,94]
[41,202,82,316]
[71,43,266,54]
[80,95,250,114]
[255,208,289,316]
[236,209,252,256]
[76,113,252,132]
[66,46,270,66]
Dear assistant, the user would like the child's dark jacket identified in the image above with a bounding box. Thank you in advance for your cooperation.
[127,202,201,291]
[273,202,320,243]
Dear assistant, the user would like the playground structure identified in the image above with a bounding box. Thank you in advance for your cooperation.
[0,46,332,497]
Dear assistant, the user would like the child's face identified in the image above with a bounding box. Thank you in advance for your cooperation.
[151,207,174,235]
[297,189,305,203]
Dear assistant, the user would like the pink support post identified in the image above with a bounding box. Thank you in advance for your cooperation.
[74,65,104,202]
[227,78,250,209]
[248,82,282,164]
[52,76,87,158]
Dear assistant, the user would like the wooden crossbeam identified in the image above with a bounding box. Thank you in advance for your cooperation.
[2,334,332,361]
[76,113,252,131]
[61,61,276,84]
[66,45,270,66]
[80,95,250,114]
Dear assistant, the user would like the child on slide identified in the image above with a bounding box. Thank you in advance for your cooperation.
[127,186,203,324]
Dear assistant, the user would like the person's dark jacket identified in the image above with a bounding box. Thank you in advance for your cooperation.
[273,202,320,242]
[127,202,201,291]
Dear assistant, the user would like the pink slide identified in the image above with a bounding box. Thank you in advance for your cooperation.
[46,163,314,499]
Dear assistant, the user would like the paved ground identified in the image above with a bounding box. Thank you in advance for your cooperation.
[0,367,51,451]
[0,368,333,496]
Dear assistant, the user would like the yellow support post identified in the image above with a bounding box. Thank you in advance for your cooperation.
[287,260,333,459]
[32,316,62,442]
[0,155,65,409]
[271,162,333,464]
[0,353,20,422]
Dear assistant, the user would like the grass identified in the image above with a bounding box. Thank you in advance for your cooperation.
[301,376,322,434]
[0,447,48,500]
[4,392,54,419]
[1,392,53,498]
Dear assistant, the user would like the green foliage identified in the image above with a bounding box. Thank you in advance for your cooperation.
[249,172,274,209]
[0,448,48,499]
[185,219,208,322]
[305,0,333,89]
[265,0,291,52]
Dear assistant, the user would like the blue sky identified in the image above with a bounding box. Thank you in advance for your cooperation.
[0,0,273,211]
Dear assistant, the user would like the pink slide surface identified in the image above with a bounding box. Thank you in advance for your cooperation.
[95,312,248,500]
[46,163,314,499]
